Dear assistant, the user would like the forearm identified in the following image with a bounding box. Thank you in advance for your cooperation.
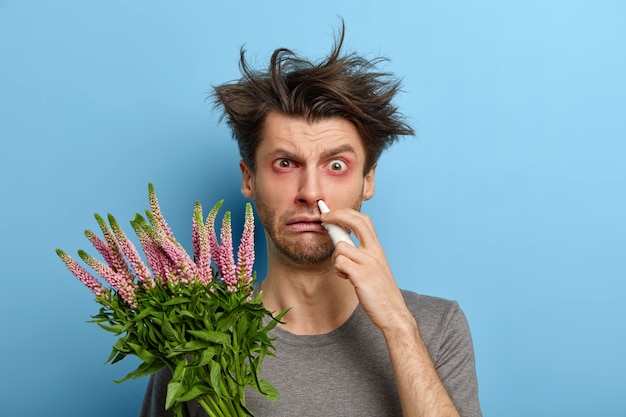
[383,316,460,417]
[323,209,475,415]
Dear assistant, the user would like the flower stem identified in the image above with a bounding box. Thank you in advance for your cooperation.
[197,395,226,417]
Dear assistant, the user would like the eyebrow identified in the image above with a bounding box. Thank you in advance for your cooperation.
[320,144,357,159]
[268,144,356,158]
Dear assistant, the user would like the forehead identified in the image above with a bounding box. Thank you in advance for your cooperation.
[258,112,366,159]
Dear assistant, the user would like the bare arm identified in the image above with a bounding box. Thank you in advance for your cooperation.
[383,314,460,417]
[322,208,461,417]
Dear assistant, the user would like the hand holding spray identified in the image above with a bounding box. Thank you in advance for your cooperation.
[317,199,356,247]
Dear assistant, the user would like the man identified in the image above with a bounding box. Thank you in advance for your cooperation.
[141,27,481,417]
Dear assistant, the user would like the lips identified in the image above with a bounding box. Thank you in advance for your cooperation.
[286,216,325,232]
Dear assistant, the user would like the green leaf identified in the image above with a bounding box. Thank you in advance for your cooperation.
[173,340,215,353]
[197,347,218,367]
[127,342,157,363]
[163,297,191,306]
[177,381,213,402]
[172,362,188,381]
[105,348,127,365]
[166,363,190,410]
[147,324,163,345]
[256,379,280,402]
[187,330,231,346]
[177,309,196,320]
[133,306,156,321]
[264,309,289,332]
[208,359,222,398]
[114,359,164,383]
[165,381,183,410]
[95,322,125,334]
[161,316,179,342]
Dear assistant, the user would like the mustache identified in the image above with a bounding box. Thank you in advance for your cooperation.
[280,207,321,220]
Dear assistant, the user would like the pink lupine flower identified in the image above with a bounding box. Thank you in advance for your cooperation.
[148,183,174,241]
[78,250,137,307]
[57,184,279,417]
[159,237,199,286]
[131,213,183,286]
[192,202,212,286]
[131,214,168,285]
[236,203,255,287]
[94,213,130,275]
[205,200,223,270]
[147,212,197,286]
[217,212,237,290]
[84,229,119,271]
[93,213,138,299]
[58,184,258,306]
[206,201,256,292]
[56,249,104,296]
[192,209,201,261]
[108,214,154,289]
[135,200,199,288]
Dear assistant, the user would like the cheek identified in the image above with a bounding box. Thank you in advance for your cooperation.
[259,170,302,198]
[253,175,289,203]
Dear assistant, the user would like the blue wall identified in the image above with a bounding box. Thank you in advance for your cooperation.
[1,1,624,416]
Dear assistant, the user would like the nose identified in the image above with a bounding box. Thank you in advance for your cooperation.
[295,167,323,207]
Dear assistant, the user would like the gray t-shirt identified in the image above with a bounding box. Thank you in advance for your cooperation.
[139,290,482,417]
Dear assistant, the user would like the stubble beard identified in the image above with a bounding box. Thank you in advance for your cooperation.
[252,186,363,267]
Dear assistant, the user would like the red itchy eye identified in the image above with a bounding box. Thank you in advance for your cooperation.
[326,159,348,173]
[273,158,298,172]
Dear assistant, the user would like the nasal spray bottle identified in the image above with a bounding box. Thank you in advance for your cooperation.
[317,199,356,247]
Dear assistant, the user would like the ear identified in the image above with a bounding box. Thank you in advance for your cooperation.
[240,160,254,199]
[362,163,376,201]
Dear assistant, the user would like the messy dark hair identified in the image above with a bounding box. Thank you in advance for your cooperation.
[212,23,414,174]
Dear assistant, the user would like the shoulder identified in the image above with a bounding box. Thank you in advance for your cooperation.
[399,290,472,358]
[400,291,482,416]
[400,289,461,323]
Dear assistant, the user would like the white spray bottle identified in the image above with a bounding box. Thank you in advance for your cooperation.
[317,199,356,247]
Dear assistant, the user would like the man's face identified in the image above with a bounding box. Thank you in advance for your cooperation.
[240,111,376,267]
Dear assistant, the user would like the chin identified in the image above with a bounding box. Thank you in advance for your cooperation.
[274,237,334,267]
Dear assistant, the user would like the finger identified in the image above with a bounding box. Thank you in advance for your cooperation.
[333,252,367,283]
[332,244,380,281]
[321,209,378,248]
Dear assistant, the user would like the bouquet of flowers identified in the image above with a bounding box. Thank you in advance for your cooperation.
[56,184,285,417]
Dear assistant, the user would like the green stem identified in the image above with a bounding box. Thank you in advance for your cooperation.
[223,397,242,417]
[197,395,226,417]
[227,326,246,417]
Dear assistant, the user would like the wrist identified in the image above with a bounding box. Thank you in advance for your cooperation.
[380,311,420,341]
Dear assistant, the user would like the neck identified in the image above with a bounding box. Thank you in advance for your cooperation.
[259,257,359,336]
